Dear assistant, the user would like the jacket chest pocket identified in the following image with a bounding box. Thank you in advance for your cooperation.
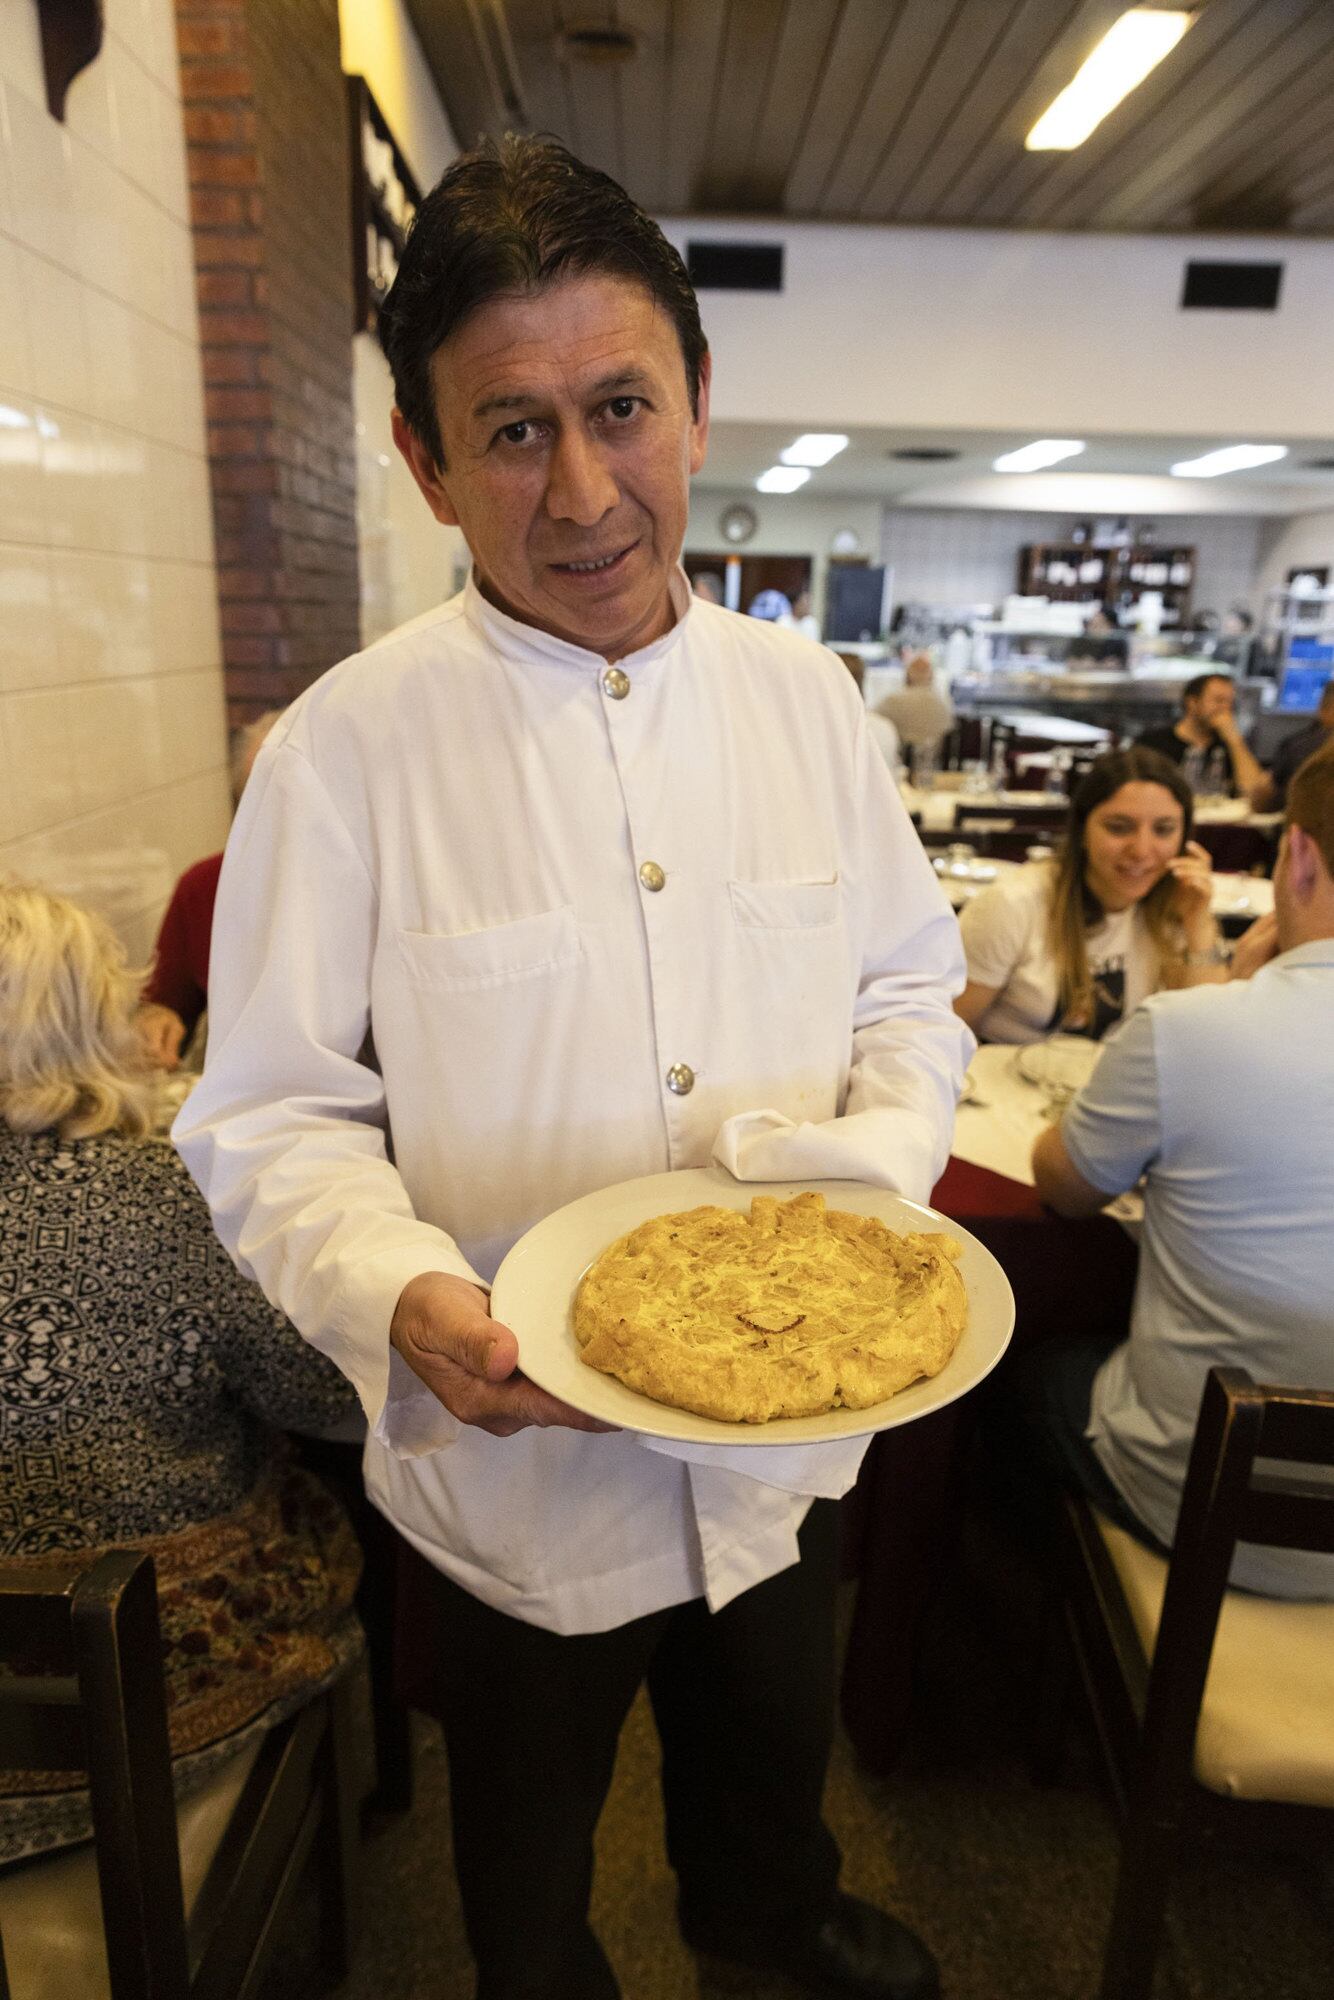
[393,905,582,992]
[728,878,841,932]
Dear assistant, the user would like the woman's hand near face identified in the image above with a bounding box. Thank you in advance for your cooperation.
[1166,840,1215,936]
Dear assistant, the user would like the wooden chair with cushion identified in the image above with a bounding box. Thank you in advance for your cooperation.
[0,1550,360,2000]
[1040,1366,1334,2000]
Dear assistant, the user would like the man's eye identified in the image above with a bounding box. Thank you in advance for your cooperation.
[498,420,538,446]
[606,397,639,420]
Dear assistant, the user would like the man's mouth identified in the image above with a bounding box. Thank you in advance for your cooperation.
[551,544,634,577]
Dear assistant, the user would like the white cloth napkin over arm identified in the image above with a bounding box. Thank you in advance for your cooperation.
[639,1430,870,1497]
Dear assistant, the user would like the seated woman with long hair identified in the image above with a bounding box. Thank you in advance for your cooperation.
[955,748,1229,1044]
[0,883,362,1864]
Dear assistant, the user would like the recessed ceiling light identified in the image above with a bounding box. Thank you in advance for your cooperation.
[992,439,1086,473]
[889,447,961,462]
[1169,444,1288,478]
[756,465,812,493]
[779,434,849,467]
[1027,10,1193,152]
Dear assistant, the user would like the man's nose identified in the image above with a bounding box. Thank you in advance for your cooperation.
[545,429,618,526]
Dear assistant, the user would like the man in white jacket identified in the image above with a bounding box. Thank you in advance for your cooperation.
[176,135,970,2000]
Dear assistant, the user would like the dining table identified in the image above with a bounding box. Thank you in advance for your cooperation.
[838,1037,1141,1776]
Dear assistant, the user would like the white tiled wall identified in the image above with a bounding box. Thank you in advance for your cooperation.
[0,0,230,961]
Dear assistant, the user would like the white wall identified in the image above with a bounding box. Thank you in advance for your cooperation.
[1254,510,1334,614]
[686,490,882,620]
[660,216,1334,441]
[339,0,456,193]
[879,509,1262,622]
[339,0,467,641]
[0,0,230,960]
[688,493,1263,626]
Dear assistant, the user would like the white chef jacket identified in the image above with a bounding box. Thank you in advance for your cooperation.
[176,571,971,1634]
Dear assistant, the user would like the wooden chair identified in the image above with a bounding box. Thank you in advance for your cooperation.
[1041,1366,1334,2000]
[0,1550,360,1999]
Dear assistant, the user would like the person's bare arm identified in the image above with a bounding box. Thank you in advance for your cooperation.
[1214,715,1267,804]
[1227,910,1280,980]
[1245,768,1277,811]
[1163,841,1228,987]
[954,979,1000,1029]
[1031,1124,1114,1218]
[389,1272,613,1437]
[137,1002,187,1070]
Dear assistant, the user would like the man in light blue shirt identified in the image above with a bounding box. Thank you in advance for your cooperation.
[1031,743,1334,1596]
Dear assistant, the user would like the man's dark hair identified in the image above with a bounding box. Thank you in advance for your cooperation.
[1183,671,1231,705]
[378,134,707,466]
[1286,737,1334,877]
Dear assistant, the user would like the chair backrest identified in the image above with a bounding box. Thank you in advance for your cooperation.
[1139,1367,1334,1790]
[0,1552,191,1999]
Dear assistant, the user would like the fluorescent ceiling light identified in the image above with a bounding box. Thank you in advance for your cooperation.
[1027,10,1193,152]
[756,465,812,493]
[992,439,1086,473]
[1170,444,1288,478]
[780,433,849,467]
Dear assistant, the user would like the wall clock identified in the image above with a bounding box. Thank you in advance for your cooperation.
[719,503,758,545]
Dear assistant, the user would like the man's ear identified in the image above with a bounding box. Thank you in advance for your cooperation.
[688,351,711,477]
[391,408,461,527]
[1285,823,1320,898]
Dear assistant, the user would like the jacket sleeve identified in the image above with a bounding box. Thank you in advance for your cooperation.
[173,734,482,1458]
[714,698,972,1203]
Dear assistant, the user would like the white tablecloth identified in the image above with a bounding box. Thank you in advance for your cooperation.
[951,1044,1051,1184]
[952,1042,1143,1229]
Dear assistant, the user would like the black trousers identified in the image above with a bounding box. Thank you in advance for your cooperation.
[418,1499,843,1999]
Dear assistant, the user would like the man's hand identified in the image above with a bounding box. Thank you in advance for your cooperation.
[390,1271,614,1437]
[137,1002,187,1070]
[1228,910,1279,980]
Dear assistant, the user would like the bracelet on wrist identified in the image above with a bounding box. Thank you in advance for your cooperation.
[1182,940,1230,967]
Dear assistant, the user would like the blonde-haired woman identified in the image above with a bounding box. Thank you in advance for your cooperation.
[0,883,361,1864]
[955,748,1227,1044]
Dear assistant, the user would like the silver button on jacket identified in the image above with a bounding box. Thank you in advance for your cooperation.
[638,861,666,892]
[665,1063,695,1096]
[602,668,630,699]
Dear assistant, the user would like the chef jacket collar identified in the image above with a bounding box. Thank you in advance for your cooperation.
[462,565,695,675]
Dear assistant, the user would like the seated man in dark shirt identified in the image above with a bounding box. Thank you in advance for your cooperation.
[1253,677,1334,811]
[1138,672,1267,803]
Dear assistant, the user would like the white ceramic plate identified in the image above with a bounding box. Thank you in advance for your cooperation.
[489,1167,1016,1446]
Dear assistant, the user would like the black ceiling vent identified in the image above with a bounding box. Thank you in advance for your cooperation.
[889,447,961,461]
[1181,260,1283,310]
[686,241,783,291]
[556,23,639,63]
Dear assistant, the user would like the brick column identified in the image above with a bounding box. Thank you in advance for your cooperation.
[176,0,361,726]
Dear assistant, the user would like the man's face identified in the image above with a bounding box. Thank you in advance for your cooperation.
[393,274,710,661]
[1186,677,1234,730]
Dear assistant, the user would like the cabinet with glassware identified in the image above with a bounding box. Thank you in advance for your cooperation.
[1019,542,1195,626]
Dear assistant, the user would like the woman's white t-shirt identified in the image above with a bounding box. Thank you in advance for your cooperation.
[959,862,1163,1044]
